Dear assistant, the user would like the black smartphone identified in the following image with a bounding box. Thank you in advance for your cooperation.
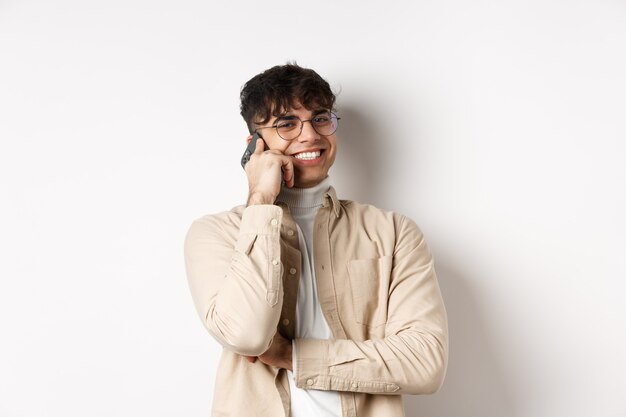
[241,132,266,169]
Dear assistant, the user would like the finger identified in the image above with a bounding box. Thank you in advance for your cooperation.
[253,138,265,155]
[281,158,295,188]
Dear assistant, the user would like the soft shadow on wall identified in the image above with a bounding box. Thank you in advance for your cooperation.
[331,104,392,206]
[404,262,516,417]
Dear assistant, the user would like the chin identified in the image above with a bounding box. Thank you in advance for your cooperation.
[293,168,326,188]
[295,176,327,188]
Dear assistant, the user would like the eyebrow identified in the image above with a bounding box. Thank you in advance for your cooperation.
[278,108,330,119]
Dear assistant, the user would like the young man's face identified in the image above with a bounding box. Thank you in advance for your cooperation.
[251,101,338,188]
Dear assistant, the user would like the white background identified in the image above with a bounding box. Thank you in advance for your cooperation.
[1,1,625,416]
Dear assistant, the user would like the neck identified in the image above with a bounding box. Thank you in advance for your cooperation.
[277,177,331,211]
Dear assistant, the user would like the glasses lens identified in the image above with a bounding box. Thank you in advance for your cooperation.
[312,112,338,136]
[275,117,302,140]
[274,112,339,140]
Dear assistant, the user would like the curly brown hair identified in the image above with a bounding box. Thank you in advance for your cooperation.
[239,63,336,134]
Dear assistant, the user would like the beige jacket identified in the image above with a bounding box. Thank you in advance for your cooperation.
[184,187,448,417]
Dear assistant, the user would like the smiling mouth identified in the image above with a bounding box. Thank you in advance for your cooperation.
[293,150,323,160]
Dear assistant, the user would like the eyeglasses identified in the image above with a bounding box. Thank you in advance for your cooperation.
[255,111,340,141]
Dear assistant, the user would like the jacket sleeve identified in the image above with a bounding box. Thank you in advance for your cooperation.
[293,215,448,395]
[184,205,285,356]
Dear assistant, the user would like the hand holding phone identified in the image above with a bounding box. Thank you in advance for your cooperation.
[241,133,294,205]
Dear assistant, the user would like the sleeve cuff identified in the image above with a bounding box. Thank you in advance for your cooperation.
[239,205,283,236]
[293,339,395,393]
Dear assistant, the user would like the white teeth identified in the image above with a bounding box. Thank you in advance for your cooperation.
[294,151,321,160]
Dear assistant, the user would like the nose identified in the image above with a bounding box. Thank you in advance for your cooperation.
[297,120,320,142]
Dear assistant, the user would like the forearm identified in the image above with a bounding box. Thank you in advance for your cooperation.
[185,205,285,356]
[293,328,448,395]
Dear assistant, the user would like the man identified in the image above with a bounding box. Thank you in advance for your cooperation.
[184,64,448,417]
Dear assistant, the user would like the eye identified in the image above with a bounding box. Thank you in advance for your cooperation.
[275,116,299,130]
[277,121,297,129]
[313,115,330,125]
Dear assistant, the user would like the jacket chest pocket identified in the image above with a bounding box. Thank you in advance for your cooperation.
[347,256,392,327]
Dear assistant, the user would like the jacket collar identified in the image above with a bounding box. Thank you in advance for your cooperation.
[276,185,341,218]
[323,186,341,218]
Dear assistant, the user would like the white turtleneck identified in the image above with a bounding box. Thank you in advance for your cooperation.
[276,177,342,417]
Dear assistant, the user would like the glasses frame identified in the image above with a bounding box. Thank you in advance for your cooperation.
[254,111,341,141]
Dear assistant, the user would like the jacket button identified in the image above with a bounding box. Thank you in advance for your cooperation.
[271,219,278,226]
[351,382,358,388]
[272,259,279,266]
[306,379,314,386]
[289,268,297,275]
[287,229,294,236]
[282,319,290,326]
